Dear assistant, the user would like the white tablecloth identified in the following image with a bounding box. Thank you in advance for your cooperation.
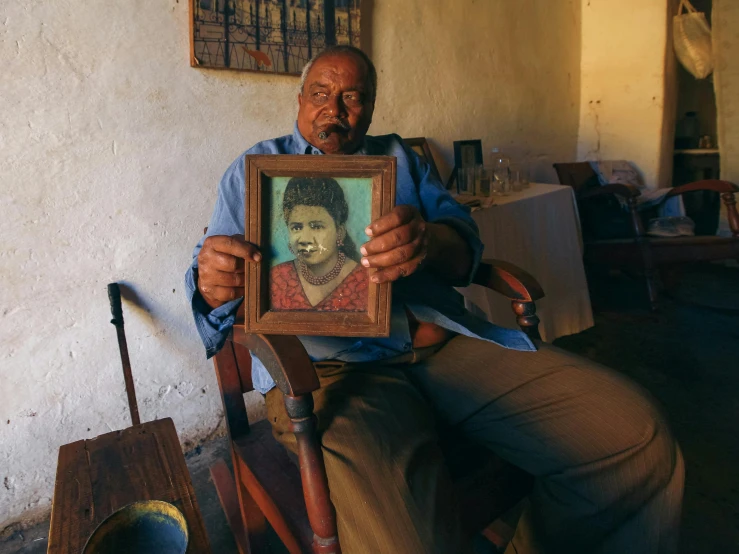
[458,184,594,342]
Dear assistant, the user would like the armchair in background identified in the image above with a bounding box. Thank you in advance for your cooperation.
[554,162,739,310]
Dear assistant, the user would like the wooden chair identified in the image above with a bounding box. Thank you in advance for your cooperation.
[403,137,442,183]
[553,162,739,310]
[209,260,544,553]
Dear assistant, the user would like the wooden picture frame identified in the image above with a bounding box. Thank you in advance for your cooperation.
[240,155,396,337]
[404,137,442,182]
[448,139,484,190]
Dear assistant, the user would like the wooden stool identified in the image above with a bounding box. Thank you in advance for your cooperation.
[47,418,211,554]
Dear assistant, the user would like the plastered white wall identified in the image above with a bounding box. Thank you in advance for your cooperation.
[577,0,673,188]
[0,0,581,529]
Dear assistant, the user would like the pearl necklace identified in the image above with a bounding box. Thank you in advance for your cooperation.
[299,252,346,286]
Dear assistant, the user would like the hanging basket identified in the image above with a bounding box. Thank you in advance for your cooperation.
[673,0,714,79]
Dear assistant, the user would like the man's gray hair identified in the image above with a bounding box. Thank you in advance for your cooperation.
[298,45,377,102]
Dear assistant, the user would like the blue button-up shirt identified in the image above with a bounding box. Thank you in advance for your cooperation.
[185,124,535,394]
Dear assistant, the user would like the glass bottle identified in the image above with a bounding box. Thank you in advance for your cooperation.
[490,148,511,196]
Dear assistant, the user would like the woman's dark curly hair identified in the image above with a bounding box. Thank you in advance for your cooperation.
[282,177,360,261]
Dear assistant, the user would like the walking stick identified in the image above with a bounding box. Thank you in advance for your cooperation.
[107,283,141,426]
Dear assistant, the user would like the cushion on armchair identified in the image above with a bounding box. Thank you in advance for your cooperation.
[585,160,695,240]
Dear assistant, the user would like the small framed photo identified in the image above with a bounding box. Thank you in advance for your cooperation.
[240,155,396,337]
[448,140,484,189]
[403,137,442,182]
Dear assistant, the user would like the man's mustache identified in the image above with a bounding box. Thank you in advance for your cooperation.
[326,118,351,131]
[317,119,352,138]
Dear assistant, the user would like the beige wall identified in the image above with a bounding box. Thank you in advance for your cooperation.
[713,0,739,236]
[0,0,582,529]
[577,0,674,189]
[371,0,582,182]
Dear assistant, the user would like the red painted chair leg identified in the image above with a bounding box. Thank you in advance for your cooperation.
[284,394,341,554]
[210,459,253,554]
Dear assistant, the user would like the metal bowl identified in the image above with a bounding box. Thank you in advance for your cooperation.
[83,500,189,554]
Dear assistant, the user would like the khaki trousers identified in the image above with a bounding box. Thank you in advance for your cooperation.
[266,336,684,554]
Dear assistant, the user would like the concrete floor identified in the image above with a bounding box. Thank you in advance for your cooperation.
[2,263,738,553]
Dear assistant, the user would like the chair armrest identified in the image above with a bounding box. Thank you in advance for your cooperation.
[579,183,641,202]
[665,180,739,235]
[230,260,547,393]
[472,260,545,302]
[665,179,739,198]
[231,327,319,396]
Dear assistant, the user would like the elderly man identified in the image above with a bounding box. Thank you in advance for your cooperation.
[186,46,683,554]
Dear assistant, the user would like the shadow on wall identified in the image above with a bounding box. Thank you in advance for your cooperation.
[113,281,193,354]
[118,281,154,315]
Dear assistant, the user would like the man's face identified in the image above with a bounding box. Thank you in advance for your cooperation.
[297,54,375,155]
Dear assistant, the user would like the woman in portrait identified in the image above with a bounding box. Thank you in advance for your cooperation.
[270,177,369,312]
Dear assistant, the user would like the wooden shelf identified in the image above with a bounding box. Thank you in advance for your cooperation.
[674,149,720,155]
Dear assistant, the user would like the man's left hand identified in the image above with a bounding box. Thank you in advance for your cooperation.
[360,205,429,284]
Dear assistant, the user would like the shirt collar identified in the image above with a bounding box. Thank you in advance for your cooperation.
[292,121,368,156]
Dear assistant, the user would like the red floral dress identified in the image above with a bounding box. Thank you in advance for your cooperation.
[269,261,369,312]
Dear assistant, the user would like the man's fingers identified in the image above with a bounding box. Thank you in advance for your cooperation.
[361,221,422,256]
[370,258,424,284]
[199,235,262,273]
[203,235,262,262]
[200,249,248,272]
[200,285,243,304]
[199,269,246,288]
[361,237,423,269]
[365,205,417,238]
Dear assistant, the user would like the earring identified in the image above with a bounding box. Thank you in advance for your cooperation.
[337,237,344,248]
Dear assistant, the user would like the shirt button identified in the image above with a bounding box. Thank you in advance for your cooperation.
[403,343,411,351]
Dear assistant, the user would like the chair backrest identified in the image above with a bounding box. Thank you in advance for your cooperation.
[553,162,601,197]
[214,338,254,394]
[403,137,442,183]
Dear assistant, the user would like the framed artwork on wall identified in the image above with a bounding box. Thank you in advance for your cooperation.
[190,0,362,74]
[403,137,442,182]
[241,155,395,337]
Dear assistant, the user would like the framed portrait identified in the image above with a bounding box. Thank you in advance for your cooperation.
[403,137,442,182]
[241,155,396,337]
[190,0,362,74]
[447,139,483,190]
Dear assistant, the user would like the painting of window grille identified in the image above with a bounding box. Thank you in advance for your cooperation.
[190,0,361,74]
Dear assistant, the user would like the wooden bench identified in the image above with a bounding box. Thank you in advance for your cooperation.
[48,418,211,554]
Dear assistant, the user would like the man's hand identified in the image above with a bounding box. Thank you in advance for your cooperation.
[360,205,473,285]
[360,205,429,284]
[197,235,261,310]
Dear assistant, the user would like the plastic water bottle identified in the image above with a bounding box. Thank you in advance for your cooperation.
[490,148,511,195]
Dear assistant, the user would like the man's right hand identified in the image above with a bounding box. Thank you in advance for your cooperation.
[197,235,261,310]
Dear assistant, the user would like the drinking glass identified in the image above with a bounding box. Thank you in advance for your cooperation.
[476,166,491,197]
[510,165,524,192]
[520,163,530,188]
[457,167,475,196]
[493,168,510,196]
